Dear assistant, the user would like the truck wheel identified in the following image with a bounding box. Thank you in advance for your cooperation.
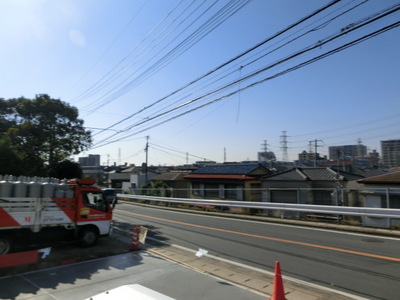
[0,236,12,254]
[79,227,98,247]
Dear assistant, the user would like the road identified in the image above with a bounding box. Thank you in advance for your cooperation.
[0,251,265,300]
[113,203,400,300]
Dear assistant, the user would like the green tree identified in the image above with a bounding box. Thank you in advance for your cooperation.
[148,180,170,196]
[48,160,83,179]
[0,136,24,176]
[0,94,92,176]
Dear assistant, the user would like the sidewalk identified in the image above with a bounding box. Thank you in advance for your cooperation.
[0,227,368,300]
[112,225,367,300]
[144,242,365,300]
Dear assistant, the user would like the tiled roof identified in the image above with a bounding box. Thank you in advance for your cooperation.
[191,163,267,175]
[302,168,339,181]
[358,171,400,184]
[152,172,188,181]
[263,169,307,181]
[263,167,363,182]
[184,174,256,180]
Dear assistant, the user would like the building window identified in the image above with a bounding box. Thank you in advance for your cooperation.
[204,183,219,198]
[313,190,333,205]
[192,183,204,197]
[225,184,238,200]
[389,195,400,208]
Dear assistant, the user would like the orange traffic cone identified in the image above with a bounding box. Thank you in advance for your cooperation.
[270,261,286,300]
[131,227,140,251]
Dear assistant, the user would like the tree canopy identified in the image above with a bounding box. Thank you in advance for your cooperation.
[0,94,91,177]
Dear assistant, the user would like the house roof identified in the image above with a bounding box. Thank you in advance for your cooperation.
[190,163,268,175]
[152,172,189,181]
[263,167,364,182]
[184,174,256,180]
[358,171,400,184]
[121,166,135,173]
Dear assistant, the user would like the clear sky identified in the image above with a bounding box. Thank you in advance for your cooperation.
[1,0,399,166]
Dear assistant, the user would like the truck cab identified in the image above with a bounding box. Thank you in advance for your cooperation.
[102,188,118,205]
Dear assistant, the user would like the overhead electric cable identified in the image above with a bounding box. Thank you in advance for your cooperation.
[143,0,369,121]
[91,17,400,149]
[79,0,201,107]
[69,0,148,99]
[112,3,400,135]
[91,0,341,137]
[86,0,250,115]
[72,0,186,103]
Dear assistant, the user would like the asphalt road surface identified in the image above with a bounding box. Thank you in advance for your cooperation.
[113,203,400,300]
[0,251,265,300]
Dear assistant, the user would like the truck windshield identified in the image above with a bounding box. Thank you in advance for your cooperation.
[83,191,108,212]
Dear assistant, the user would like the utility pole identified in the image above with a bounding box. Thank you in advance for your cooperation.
[145,136,149,184]
[224,147,226,163]
[310,139,323,167]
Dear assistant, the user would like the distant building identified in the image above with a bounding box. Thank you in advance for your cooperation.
[258,151,276,163]
[81,166,104,185]
[381,139,400,168]
[298,151,324,162]
[295,151,326,168]
[329,145,367,160]
[79,154,101,167]
[368,149,380,166]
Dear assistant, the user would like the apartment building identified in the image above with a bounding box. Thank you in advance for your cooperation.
[329,144,367,160]
[381,139,400,168]
[78,154,101,167]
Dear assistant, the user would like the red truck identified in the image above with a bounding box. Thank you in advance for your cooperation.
[0,178,113,254]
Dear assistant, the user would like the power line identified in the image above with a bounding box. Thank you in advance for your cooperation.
[90,0,342,137]
[98,17,400,149]
[150,142,214,163]
[79,0,251,115]
[89,3,400,150]
[71,0,186,104]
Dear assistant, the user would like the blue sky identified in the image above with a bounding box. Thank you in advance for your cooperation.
[1,0,399,166]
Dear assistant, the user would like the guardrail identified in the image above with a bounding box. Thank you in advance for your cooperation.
[117,194,400,219]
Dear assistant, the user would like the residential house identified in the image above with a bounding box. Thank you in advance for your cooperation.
[151,171,191,198]
[127,166,161,194]
[261,167,364,218]
[262,167,363,204]
[184,163,270,202]
[107,166,134,190]
[357,171,400,228]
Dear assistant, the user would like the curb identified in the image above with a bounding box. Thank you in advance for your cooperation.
[113,226,368,300]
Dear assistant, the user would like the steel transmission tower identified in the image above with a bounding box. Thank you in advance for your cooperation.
[261,140,269,152]
[280,131,289,161]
